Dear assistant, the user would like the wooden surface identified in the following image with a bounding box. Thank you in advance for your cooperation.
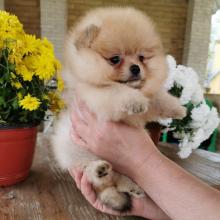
[0,134,220,220]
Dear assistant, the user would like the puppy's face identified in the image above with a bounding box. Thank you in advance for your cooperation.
[69,8,167,96]
[96,51,148,89]
[103,51,162,89]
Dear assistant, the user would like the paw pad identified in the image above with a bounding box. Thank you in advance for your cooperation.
[96,162,111,178]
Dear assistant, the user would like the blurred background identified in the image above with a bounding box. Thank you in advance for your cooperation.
[1,0,220,147]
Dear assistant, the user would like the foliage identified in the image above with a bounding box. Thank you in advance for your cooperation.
[160,56,219,158]
[0,11,64,126]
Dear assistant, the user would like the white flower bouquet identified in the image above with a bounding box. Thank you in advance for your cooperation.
[159,55,220,159]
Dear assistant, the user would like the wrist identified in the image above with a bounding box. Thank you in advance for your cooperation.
[130,147,165,184]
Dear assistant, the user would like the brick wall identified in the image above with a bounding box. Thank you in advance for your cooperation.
[4,0,41,37]
[68,0,188,64]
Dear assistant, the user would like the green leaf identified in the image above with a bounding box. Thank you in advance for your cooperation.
[0,96,6,107]
[8,63,16,72]
[12,98,19,109]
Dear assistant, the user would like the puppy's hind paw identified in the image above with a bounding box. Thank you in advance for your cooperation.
[128,187,145,198]
[95,161,112,178]
[116,174,145,198]
[99,187,132,212]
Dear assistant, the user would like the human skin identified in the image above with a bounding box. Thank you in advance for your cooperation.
[70,168,170,219]
[70,99,220,220]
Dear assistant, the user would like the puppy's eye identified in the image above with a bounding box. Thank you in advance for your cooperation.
[109,55,121,65]
[138,55,145,63]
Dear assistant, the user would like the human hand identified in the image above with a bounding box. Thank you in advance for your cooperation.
[69,168,170,220]
[71,97,161,178]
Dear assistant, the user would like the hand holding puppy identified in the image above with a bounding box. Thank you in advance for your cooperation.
[69,168,170,220]
[71,97,160,178]
[70,100,169,219]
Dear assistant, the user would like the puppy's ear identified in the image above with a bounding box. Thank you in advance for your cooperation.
[75,24,99,49]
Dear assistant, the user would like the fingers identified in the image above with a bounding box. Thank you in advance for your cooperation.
[72,96,88,125]
[69,168,83,190]
[74,95,96,125]
[70,127,87,147]
[71,107,87,127]
[70,98,95,147]
[80,172,98,205]
[71,110,91,146]
[70,169,133,216]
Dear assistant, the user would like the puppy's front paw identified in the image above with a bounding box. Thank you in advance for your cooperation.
[122,98,148,115]
[173,106,187,119]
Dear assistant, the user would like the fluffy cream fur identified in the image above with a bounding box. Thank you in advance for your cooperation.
[52,7,186,212]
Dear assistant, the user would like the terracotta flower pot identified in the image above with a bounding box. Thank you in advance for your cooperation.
[0,126,37,186]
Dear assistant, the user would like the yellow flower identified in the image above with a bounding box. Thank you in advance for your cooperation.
[54,58,61,71]
[0,11,24,49]
[48,92,65,113]
[10,72,16,79]
[8,39,24,64]
[41,37,54,51]
[57,75,64,92]
[19,94,41,111]
[42,94,49,100]
[16,64,33,81]
[11,81,22,89]
[10,73,22,89]
[34,54,55,80]
[17,92,23,100]
[22,34,40,55]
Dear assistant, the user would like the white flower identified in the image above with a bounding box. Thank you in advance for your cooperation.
[174,66,203,105]
[158,118,172,126]
[177,145,192,159]
[178,146,192,159]
[161,55,220,159]
[190,102,210,129]
[191,103,219,136]
[203,107,219,139]
[191,86,204,104]
[179,105,219,157]
[173,131,186,139]
[191,129,205,149]
[178,133,193,158]
[165,55,203,105]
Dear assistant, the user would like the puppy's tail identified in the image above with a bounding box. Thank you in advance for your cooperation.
[99,186,132,212]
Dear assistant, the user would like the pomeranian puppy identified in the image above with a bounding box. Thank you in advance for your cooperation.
[52,7,186,212]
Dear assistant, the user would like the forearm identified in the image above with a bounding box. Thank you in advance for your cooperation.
[132,151,220,220]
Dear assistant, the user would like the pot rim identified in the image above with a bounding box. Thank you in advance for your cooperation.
[0,123,39,130]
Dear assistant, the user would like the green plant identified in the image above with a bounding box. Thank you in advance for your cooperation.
[0,11,64,126]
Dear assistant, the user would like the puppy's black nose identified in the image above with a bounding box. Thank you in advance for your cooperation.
[130,64,140,76]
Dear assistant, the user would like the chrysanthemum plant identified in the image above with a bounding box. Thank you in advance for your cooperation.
[160,55,220,158]
[0,11,64,127]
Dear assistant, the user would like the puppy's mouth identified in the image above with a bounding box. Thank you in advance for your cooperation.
[118,77,145,89]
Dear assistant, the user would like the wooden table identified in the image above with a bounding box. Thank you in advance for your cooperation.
[1,134,220,220]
